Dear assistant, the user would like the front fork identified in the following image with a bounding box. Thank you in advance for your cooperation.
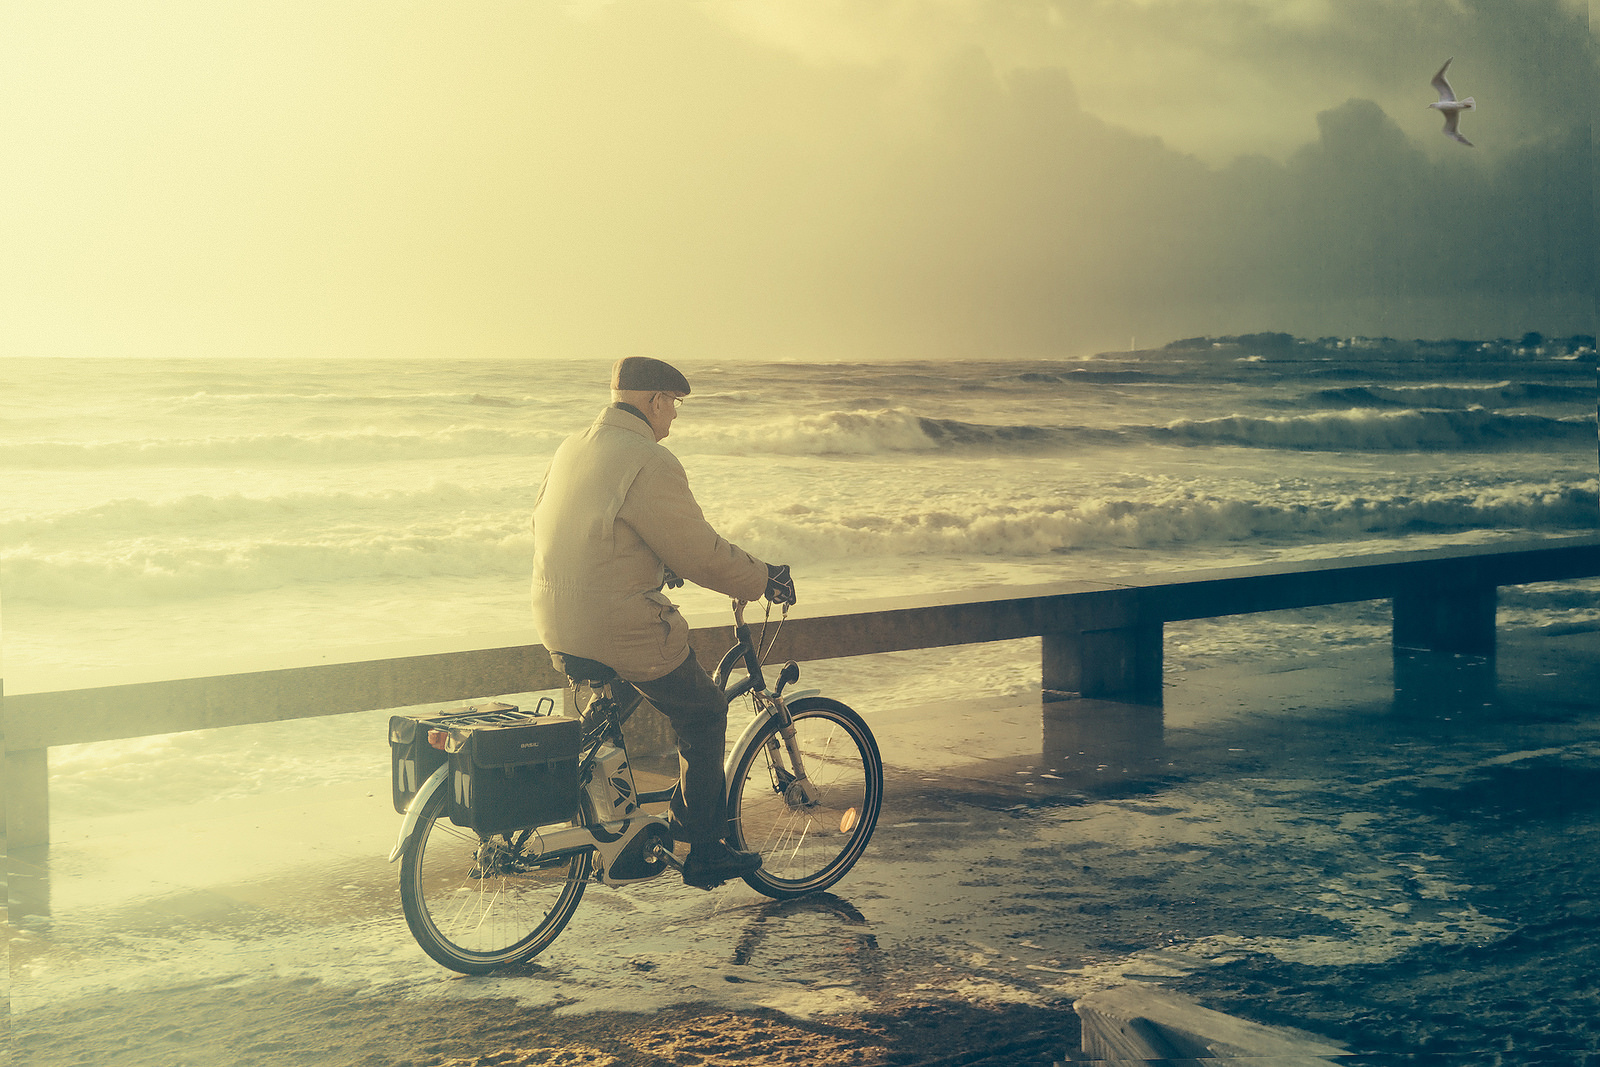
[740,690,822,807]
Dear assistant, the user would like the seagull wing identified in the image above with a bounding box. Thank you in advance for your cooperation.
[1432,58,1457,102]
[1442,110,1473,146]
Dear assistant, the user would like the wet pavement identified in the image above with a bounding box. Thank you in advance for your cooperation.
[8,626,1600,1065]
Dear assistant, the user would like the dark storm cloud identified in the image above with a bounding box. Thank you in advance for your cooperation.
[629,0,1598,353]
[800,42,1595,352]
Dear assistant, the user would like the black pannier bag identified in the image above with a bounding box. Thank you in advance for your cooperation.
[389,701,524,813]
[442,711,583,835]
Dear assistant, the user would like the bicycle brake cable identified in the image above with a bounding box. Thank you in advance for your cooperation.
[757,600,789,667]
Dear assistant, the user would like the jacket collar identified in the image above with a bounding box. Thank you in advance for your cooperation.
[597,403,656,441]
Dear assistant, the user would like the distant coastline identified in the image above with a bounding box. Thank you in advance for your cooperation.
[1149,331,1598,362]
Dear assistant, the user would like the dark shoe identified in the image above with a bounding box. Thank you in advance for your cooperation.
[681,841,762,889]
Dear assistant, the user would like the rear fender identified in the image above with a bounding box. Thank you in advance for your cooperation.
[389,764,449,863]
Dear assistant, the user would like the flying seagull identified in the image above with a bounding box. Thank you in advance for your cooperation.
[1428,58,1475,146]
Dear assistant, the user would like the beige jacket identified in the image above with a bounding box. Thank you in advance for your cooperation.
[529,405,769,681]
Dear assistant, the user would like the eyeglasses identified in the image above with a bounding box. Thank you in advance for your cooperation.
[655,393,684,409]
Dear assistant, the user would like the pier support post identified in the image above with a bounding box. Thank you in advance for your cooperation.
[1042,621,1163,703]
[1393,583,1497,656]
[4,747,50,849]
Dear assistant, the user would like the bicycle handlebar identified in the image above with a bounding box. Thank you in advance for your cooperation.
[729,599,766,693]
[724,597,800,698]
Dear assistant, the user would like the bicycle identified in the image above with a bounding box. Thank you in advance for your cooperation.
[389,599,883,974]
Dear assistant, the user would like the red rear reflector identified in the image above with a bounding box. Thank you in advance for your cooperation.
[428,729,450,751]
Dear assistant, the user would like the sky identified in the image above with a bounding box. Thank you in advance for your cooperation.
[2,0,1594,361]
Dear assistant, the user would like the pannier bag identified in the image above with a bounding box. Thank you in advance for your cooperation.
[442,710,582,835]
[389,701,528,814]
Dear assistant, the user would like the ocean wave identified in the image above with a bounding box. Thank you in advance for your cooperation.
[675,408,1116,456]
[0,483,527,542]
[0,426,565,468]
[1003,368,1160,385]
[1294,382,1594,410]
[171,389,538,409]
[1,525,535,606]
[1154,408,1595,451]
[11,398,1590,471]
[681,405,1593,459]
[6,480,1594,607]
[679,405,1594,457]
[720,480,1600,563]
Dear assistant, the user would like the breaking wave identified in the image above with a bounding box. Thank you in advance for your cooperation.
[2,523,534,608]
[0,483,529,541]
[1295,382,1595,410]
[1155,408,1594,451]
[723,481,1599,563]
[11,480,1592,607]
[0,426,566,468]
[674,408,1115,455]
[683,406,1592,456]
[8,402,1591,471]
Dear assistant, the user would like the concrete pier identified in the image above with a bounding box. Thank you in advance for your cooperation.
[7,535,1599,847]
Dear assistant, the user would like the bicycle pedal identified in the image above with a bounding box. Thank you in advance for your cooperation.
[647,843,685,872]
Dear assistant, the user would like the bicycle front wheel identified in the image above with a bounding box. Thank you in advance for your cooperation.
[399,785,591,974]
[727,696,883,899]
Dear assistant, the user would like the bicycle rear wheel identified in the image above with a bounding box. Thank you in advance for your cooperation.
[726,696,882,899]
[399,785,591,974]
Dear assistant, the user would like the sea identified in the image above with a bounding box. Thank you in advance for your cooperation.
[3,343,1597,821]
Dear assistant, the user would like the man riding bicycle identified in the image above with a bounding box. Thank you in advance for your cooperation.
[529,356,798,889]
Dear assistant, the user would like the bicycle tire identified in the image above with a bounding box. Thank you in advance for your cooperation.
[399,784,591,974]
[726,696,883,899]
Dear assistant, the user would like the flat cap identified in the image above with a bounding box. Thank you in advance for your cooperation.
[612,356,690,395]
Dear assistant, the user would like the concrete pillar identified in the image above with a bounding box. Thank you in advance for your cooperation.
[1042,621,1163,704]
[1393,584,1497,656]
[4,747,50,849]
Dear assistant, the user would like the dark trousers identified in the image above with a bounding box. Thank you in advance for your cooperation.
[628,651,729,848]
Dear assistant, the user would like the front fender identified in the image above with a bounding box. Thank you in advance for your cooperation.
[389,763,450,863]
[723,688,820,781]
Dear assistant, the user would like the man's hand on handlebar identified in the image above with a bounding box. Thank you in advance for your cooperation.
[764,563,797,606]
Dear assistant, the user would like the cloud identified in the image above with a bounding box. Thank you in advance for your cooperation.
[712,0,1596,162]
[1,0,1592,360]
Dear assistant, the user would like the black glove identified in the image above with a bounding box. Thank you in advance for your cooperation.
[663,568,684,590]
[764,563,797,606]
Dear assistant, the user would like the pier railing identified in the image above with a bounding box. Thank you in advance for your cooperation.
[5,534,1599,848]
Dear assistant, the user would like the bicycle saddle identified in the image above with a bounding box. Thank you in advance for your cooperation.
[550,651,617,686]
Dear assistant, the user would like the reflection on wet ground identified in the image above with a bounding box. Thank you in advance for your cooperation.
[8,627,1600,1064]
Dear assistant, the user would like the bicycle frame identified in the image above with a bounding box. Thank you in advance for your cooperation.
[389,600,820,885]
